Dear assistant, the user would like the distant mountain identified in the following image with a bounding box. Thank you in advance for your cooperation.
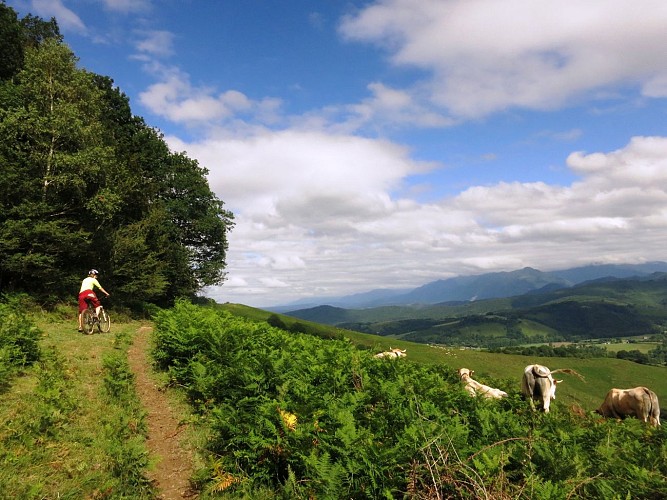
[285,272,667,346]
[277,261,667,313]
[266,287,412,313]
[550,262,667,283]
[398,267,570,304]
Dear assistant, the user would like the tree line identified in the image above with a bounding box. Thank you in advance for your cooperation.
[0,2,234,308]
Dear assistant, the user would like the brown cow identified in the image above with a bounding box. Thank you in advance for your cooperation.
[458,368,507,399]
[596,387,661,427]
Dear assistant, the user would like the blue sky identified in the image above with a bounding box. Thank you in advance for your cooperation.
[8,0,667,306]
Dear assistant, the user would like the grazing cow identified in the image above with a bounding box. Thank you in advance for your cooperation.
[458,368,507,399]
[521,364,564,413]
[596,387,661,427]
[374,348,407,359]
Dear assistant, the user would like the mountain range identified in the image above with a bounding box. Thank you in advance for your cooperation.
[270,262,667,312]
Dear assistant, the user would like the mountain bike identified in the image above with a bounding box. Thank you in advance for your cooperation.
[82,297,111,334]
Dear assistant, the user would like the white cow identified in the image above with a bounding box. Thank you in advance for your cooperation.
[374,348,407,359]
[596,387,661,427]
[521,364,564,413]
[458,368,507,399]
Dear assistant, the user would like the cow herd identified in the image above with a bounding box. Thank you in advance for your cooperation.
[375,350,661,426]
[457,363,661,426]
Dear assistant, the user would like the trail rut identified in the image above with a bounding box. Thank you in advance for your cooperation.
[127,326,197,499]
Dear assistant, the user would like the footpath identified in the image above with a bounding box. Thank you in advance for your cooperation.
[127,325,197,499]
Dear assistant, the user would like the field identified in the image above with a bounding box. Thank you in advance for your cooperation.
[220,303,667,413]
[599,341,660,354]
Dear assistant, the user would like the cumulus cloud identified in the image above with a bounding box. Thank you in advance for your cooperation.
[135,30,175,58]
[339,0,667,118]
[167,130,437,217]
[180,128,667,306]
[138,68,285,126]
[31,0,86,32]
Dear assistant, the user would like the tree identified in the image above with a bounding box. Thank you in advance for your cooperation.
[267,314,287,329]
[0,2,24,79]
[91,76,234,303]
[0,11,234,306]
[0,39,112,297]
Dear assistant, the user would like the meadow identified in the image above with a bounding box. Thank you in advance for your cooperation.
[223,303,667,413]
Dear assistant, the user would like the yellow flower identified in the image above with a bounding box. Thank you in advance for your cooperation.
[278,408,298,431]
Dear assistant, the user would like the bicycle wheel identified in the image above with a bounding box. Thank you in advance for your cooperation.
[98,308,111,333]
[81,308,95,335]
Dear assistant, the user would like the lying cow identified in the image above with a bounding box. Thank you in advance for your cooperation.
[596,387,661,427]
[521,364,564,413]
[374,348,407,359]
[458,368,507,399]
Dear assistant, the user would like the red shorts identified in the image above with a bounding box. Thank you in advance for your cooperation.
[78,290,100,313]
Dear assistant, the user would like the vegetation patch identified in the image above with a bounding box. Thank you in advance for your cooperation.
[0,313,155,498]
[153,301,667,498]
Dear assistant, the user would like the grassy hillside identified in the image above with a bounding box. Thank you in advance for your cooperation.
[286,274,667,346]
[0,312,157,497]
[218,303,667,413]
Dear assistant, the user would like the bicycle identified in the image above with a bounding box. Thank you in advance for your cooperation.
[82,297,111,334]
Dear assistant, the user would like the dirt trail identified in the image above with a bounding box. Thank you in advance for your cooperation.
[127,326,197,499]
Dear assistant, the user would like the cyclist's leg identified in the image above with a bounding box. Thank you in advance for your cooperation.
[77,291,91,331]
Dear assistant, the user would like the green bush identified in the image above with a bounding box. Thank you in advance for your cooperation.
[0,294,41,388]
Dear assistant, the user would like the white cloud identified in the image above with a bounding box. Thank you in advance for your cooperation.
[198,134,667,306]
[32,0,86,32]
[135,30,175,58]
[339,0,667,118]
[103,0,151,13]
[167,129,437,216]
[138,68,284,126]
[642,74,667,98]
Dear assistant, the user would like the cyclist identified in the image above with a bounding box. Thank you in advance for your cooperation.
[78,269,110,332]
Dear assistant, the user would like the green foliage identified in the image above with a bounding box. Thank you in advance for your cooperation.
[0,316,155,497]
[493,343,610,359]
[267,314,287,329]
[0,294,41,389]
[154,302,667,498]
[0,7,233,308]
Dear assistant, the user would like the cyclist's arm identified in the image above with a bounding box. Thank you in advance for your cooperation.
[91,278,109,297]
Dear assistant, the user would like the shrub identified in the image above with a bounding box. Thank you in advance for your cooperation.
[0,294,41,387]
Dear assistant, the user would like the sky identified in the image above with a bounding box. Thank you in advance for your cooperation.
[7,0,667,307]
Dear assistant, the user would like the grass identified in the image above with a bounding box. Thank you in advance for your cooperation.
[600,342,660,354]
[218,302,667,414]
[0,313,156,498]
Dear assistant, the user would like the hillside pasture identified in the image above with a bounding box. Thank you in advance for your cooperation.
[219,303,667,416]
[601,341,660,354]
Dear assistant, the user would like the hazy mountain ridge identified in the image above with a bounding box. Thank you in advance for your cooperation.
[273,262,667,313]
[285,271,667,345]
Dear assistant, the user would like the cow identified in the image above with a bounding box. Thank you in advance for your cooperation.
[458,368,507,399]
[374,348,407,359]
[596,387,661,427]
[521,364,564,413]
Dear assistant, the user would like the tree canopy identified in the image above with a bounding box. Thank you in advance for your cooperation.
[0,3,234,307]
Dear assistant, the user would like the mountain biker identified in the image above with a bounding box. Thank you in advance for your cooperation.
[78,269,110,332]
